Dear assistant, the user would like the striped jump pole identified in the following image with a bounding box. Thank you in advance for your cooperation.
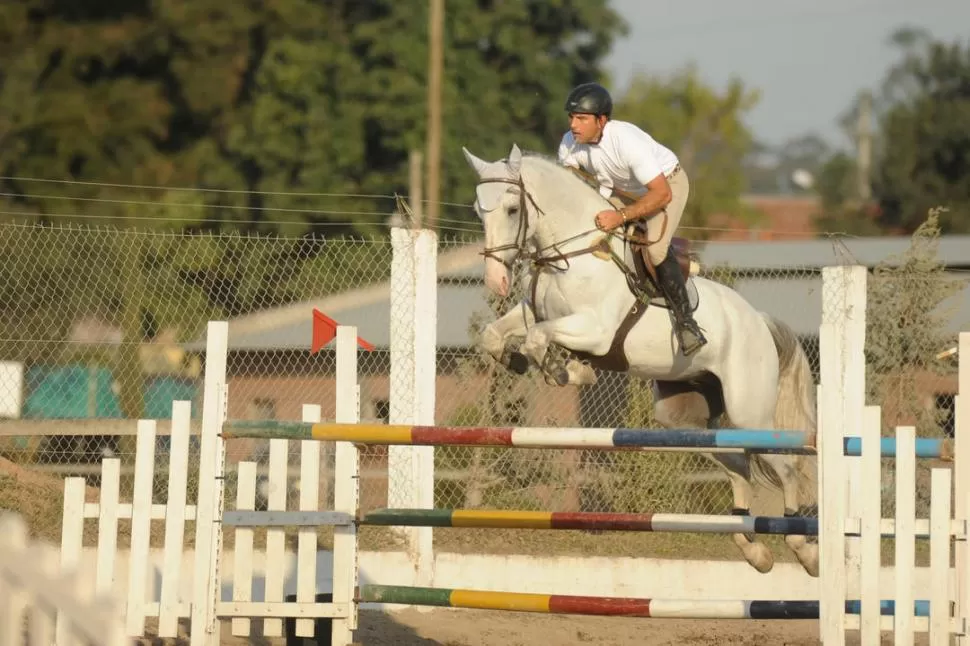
[360,508,818,536]
[357,585,932,620]
[221,421,954,460]
[223,422,817,453]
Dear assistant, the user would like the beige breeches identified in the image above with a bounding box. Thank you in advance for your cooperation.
[610,168,690,265]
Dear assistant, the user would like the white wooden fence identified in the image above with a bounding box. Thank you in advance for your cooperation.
[50,262,970,646]
[0,512,129,646]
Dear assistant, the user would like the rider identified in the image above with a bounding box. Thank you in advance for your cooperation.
[556,81,707,357]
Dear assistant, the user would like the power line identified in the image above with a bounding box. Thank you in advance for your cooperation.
[0,176,398,200]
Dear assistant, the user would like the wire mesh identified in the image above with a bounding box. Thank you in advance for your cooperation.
[0,219,965,567]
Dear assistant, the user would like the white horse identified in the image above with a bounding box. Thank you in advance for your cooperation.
[462,143,820,577]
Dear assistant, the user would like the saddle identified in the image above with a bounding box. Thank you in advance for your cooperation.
[607,190,697,300]
[630,229,695,294]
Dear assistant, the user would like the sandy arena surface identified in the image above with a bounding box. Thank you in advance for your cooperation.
[350,609,823,645]
[159,610,931,646]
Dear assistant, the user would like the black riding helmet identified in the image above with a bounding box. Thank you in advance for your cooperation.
[564,82,613,117]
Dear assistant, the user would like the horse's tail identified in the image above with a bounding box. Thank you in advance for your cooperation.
[762,314,817,434]
[750,313,819,500]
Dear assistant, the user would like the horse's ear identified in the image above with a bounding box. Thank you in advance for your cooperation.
[462,147,490,177]
[507,143,523,176]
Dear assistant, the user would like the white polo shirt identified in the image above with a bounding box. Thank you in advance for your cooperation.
[557,120,680,199]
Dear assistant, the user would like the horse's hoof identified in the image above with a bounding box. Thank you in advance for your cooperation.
[553,369,569,386]
[507,352,530,374]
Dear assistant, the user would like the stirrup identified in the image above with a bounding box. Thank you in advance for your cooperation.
[677,323,707,356]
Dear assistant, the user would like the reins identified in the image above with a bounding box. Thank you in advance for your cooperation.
[475,171,657,319]
[475,170,663,276]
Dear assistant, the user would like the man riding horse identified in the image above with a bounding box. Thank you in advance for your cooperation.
[557,82,707,356]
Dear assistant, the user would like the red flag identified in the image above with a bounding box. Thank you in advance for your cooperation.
[311,308,375,353]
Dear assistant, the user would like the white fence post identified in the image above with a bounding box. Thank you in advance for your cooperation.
[191,320,229,646]
[822,264,867,568]
[894,426,917,644]
[858,404,883,643]
[158,400,192,637]
[818,325,847,646]
[295,402,323,638]
[388,228,437,586]
[125,420,158,636]
[332,325,361,645]
[818,264,866,645]
[956,332,970,642]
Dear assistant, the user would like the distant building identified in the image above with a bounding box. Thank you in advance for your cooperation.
[708,195,822,241]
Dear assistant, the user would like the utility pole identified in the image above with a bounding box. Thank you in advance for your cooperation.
[425,0,444,231]
[856,89,872,202]
[409,150,424,228]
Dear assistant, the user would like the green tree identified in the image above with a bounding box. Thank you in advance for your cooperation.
[1,0,627,237]
[815,29,970,234]
[0,0,259,228]
[872,35,970,232]
[812,152,884,237]
[614,65,763,236]
[227,0,629,238]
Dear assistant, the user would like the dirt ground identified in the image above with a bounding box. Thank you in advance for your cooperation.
[351,609,823,645]
[144,610,934,646]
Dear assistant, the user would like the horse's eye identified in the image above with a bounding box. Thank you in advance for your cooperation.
[508,205,519,216]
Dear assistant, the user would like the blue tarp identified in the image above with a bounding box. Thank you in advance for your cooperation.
[23,365,199,419]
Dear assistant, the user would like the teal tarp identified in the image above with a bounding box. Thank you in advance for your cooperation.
[24,365,199,419]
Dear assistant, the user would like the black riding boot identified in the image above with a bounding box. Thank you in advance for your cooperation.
[656,253,707,356]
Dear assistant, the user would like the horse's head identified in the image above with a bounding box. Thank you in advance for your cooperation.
[462,143,536,297]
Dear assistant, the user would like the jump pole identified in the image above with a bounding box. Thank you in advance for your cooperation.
[220,421,954,460]
[356,585,932,620]
[360,508,818,535]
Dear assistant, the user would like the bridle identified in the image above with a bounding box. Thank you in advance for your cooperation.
[476,174,609,272]
[473,171,664,321]
[475,176,541,271]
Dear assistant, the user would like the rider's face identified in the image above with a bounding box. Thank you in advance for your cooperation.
[568,113,607,144]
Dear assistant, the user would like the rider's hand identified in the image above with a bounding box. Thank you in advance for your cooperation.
[594,209,625,230]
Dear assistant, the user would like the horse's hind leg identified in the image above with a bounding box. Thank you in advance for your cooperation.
[708,453,774,573]
[652,377,774,574]
[717,358,802,575]
[759,453,819,577]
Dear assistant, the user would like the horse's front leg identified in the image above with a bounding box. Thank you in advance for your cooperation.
[481,301,536,373]
[520,311,613,385]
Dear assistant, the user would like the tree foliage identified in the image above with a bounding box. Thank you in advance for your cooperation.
[0,0,628,237]
[815,30,970,234]
[872,37,970,233]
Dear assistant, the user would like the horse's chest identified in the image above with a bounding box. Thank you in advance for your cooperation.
[532,272,596,320]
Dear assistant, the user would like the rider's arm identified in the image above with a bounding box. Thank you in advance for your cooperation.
[618,173,672,223]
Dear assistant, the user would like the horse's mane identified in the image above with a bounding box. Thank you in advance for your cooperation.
[517,150,613,212]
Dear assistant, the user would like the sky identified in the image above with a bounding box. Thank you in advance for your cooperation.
[605,0,970,151]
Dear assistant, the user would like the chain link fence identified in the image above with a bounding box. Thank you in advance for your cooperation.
[0,215,966,565]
